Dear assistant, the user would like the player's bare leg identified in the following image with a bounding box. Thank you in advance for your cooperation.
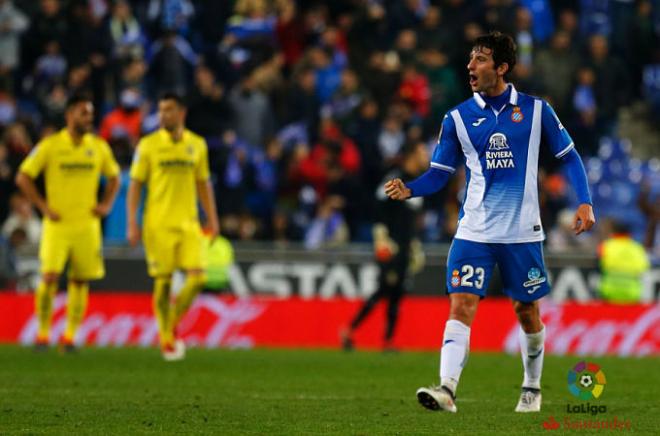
[417,293,479,413]
[34,272,59,351]
[513,300,544,412]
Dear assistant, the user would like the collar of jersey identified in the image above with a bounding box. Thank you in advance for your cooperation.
[158,128,187,144]
[60,128,88,147]
[472,83,518,110]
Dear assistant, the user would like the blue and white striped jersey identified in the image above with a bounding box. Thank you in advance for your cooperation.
[432,84,574,243]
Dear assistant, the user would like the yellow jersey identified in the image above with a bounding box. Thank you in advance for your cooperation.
[19,129,120,223]
[130,128,210,229]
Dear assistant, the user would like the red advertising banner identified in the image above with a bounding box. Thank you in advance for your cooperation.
[0,293,657,356]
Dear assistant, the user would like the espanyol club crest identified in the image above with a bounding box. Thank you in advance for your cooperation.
[511,106,523,123]
[451,269,461,288]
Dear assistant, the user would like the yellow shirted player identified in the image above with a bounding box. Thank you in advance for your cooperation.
[127,92,219,361]
[15,94,120,352]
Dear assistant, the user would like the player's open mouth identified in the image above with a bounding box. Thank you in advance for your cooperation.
[469,74,478,86]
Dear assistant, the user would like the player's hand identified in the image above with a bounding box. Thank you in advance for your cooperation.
[384,178,411,200]
[573,203,595,235]
[127,222,141,246]
[92,202,112,217]
[204,218,220,240]
[40,206,60,221]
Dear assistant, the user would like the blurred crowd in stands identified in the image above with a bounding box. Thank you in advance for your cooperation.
[0,0,658,261]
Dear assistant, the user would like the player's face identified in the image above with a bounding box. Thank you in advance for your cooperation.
[67,102,94,135]
[158,99,185,132]
[467,46,504,93]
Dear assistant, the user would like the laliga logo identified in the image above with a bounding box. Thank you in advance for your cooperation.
[568,361,606,400]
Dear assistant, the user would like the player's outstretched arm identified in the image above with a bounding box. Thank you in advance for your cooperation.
[196,180,220,238]
[558,148,595,235]
[15,172,60,221]
[93,175,120,217]
[126,179,142,246]
[385,167,452,201]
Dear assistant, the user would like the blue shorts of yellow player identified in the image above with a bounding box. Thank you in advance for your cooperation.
[39,219,104,280]
[446,238,550,303]
[143,222,206,277]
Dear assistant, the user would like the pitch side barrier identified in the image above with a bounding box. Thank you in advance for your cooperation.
[12,243,660,302]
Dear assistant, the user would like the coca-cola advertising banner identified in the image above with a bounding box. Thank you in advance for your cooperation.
[0,293,658,356]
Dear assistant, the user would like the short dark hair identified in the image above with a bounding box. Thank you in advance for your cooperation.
[159,91,186,107]
[473,31,517,80]
[65,93,92,111]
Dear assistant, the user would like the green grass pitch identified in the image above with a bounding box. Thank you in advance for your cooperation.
[0,345,657,435]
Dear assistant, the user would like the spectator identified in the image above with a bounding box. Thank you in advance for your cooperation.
[419,47,463,131]
[533,30,579,119]
[2,122,31,172]
[22,0,68,72]
[0,87,16,127]
[99,88,143,146]
[0,143,14,222]
[642,50,660,126]
[397,63,430,118]
[323,68,365,129]
[598,221,650,303]
[275,0,305,69]
[393,29,418,66]
[108,0,145,62]
[512,7,534,87]
[583,34,630,138]
[0,233,17,287]
[187,65,230,138]
[520,0,554,43]
[285,67,320,141]
[571,67,599,156]
[33,40,67,89]
[297,121,360,199]
[148,30,198,96]
[345,98,383,210]
[308,46,343,105]
[627,0,659,99]
[146,0,195,36]
[378,115,405,170]
[417,6,453,55]
[228,71,274,148]
[638,180,659,255]
[1,192,40,246]
[304,194,348,249]
[0,0,29,75]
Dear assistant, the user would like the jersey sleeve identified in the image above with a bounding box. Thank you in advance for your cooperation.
[100,140,120,178]
[430,113,461,173]
[18,141,49,178]
[195,139,210,181]
[129,140,149,182]
[541,100,574,159]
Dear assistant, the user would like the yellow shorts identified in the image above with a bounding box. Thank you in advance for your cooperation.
[39,219,104,280]
[143,222,206,277]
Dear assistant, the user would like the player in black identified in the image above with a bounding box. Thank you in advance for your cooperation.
[341,141,429,351]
